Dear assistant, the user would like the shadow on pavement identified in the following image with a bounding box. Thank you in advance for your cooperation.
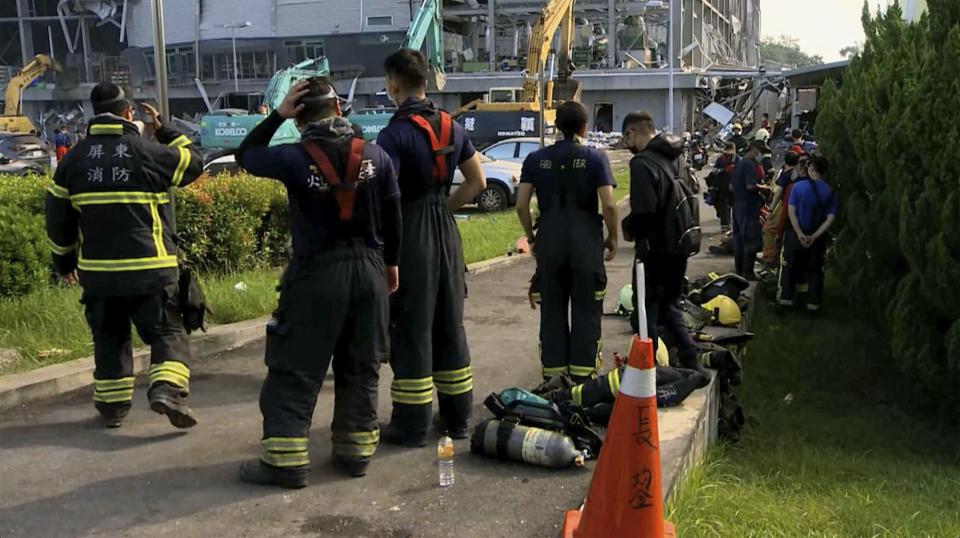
[0,417,188,451]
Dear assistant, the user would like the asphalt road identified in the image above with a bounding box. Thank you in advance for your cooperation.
[0,184,729,538]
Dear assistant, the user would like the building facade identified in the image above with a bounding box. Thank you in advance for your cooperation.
[7,0,760,139]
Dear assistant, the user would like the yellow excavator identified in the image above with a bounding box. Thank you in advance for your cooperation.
[455,0,581,146]
[1,54,61,133]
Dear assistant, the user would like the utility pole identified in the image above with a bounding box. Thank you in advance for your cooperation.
[667,0,675,133]
[223,22,252,93]
[150,0,170,122]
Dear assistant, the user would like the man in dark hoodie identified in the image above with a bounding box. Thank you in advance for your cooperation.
[376,49,487,447]
[235,77,402,486]
[620,110,703,374]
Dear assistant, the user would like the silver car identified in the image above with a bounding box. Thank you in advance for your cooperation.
[480,137,552,164]
[451,153,522,212]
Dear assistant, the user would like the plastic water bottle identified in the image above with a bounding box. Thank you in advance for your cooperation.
[437,436,455,487]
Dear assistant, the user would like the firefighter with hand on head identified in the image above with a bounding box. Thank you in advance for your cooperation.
[376,49,486,447]
[45,82,204,429]
[235,77,402,487]
[516,101,619,383]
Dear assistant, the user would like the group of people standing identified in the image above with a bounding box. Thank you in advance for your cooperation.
[711,125,837,310]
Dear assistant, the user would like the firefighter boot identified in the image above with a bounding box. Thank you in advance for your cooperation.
[333,455,370,478]
[147,382,197,429]
[95,402,131,429]
[239,460,308,489]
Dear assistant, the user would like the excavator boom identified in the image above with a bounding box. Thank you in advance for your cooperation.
[520,0,579,105]
[401,0,446,91]
[1,54,60,133]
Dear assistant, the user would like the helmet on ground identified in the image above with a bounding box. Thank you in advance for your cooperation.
[688,272,750,305]
[617,284,634,316]
[656,338,669,367]
[701,295,742,327]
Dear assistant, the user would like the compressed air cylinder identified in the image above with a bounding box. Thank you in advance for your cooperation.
[470,419,585,469]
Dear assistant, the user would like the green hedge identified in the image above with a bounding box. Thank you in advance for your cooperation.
[0,172,290,298]
[816,1,960,410]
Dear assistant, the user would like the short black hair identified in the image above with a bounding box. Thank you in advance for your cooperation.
[90,82,131,116]
[808,153,829,176]
[791,128,803,140]
[762,113,770,118]
[784,151,800,166]
[384,48,428,91]
[555,101,587,138]
[296,76,339,124]
[622,110,655,134]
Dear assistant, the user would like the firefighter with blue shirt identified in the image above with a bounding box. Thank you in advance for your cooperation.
[376,49,487,447]
[516,101,620,383]
[45,82,204,429]
[235,77,402,487]
[778,153,836,311]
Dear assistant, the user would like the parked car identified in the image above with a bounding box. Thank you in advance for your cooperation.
[204,149,521,213]
[452,153,521,212]
[480,137,552,164]
[0,133,55,170]
[203,152,240,176]
[0,155,44,176]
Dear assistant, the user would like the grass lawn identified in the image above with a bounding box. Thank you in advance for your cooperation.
[0,268,281,375]
[667,285,960,537]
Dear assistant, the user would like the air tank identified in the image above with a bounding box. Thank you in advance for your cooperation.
[471,419,585,469]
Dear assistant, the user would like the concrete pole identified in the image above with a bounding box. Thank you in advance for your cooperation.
[607,0,616,68]
[16,0,35,66]
[232,29,240,92]
[487,0,496,72]
[81,16,94,83]
[667,0,675,132]
[150,0,170,122]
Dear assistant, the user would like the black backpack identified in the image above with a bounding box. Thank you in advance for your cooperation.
[641,156,702,257]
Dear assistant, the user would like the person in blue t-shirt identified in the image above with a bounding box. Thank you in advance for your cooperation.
[516,101,619,382]
[777,153,837,311]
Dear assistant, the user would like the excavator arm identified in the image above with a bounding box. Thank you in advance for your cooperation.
[402,0,446,90]
[4,54,60,117]
[520,0,579,106]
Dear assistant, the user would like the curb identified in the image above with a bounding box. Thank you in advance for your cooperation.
[0,316,269,412]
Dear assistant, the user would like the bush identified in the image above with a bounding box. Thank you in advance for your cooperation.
[175,174,289,274]
[0,171,290,298]
[816,1,960,411]
[0,203,48,298]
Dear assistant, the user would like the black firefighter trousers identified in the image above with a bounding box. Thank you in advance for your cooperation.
[532,209,607,383]
[777,228,827,310]
[631,255,698,367]
[258,248,388,469]
[83,284,191,415]
[389,194,473,441]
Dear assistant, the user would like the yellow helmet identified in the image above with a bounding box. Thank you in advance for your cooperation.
[732,123,743,131]
[701,295,742,327]
[656,338,669,367]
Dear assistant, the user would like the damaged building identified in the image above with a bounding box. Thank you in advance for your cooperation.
[3,0,764,140]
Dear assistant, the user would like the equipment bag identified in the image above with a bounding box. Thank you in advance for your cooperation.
[301,138,366,221]
[178,266,211,334]
[483,390,603,457]
[641,156,702,257]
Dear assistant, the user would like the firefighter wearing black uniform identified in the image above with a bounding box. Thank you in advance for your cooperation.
[236,78,402,487]
[45,83,203,429]
[620,110,705,374]
[516,102,620,383]
[376,49,487,446]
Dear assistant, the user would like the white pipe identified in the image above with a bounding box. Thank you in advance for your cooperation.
[635,260,648,340]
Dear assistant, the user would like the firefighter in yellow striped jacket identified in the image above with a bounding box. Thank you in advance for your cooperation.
[45,82,203,429]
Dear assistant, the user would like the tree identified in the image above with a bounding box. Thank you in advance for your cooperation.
[816,0,960,414]
[759,36,824,68]
[839,44,862,58]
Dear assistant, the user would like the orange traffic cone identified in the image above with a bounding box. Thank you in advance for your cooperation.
[562,335,676,538]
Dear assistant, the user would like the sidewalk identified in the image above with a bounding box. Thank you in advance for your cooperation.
[0,199,733,538]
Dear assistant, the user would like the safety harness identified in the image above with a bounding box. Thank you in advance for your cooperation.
[407,111,454,184]
[301,138,366,221]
